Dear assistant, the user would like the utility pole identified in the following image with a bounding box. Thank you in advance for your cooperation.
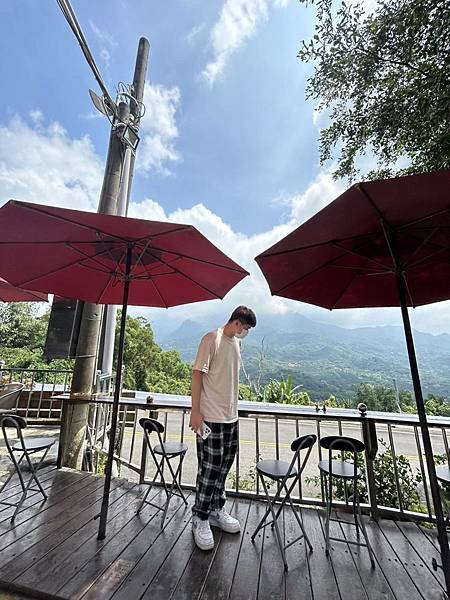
[59,38,150,469]
[100,37,150,387]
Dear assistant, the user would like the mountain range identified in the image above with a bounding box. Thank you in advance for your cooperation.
[158,312,450,401]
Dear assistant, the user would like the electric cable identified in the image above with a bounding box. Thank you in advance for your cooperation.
[56,0,116,114]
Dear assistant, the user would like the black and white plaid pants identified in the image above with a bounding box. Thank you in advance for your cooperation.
[192,421,238,520]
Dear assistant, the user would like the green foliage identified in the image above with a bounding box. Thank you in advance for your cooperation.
[244,375,313,405]
[310,439,423,511]
[0,303,47,349]
[354,382,450,417]
[0,303,73,379]
[117,312,191,395]
[298,0,450,180]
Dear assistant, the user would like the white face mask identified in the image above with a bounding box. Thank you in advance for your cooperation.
[235,329,248,340]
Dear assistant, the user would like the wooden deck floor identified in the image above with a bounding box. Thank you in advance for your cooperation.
[0,467,446,600]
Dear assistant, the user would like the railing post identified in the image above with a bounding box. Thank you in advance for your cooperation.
[362,418,380,521]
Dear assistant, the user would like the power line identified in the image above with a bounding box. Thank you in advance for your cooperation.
[56,0,116,114]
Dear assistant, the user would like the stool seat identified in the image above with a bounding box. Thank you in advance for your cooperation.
[13,437,56,452]
[436,466,450,484]
[154,442,188,456]
[257,459,298,480]
[318,459,362,479]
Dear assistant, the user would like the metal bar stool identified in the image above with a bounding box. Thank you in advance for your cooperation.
[319,435,375,566]
[0,414,56,521]
[137,417,188,527]
[436,465,450,526]
[251,434,316,570]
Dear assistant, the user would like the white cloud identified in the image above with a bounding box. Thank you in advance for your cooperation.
[137,82,181,175]
[89,20,116,70]
[186,23,206,45]
[289,168,345,224]
[202,0,289,86]
[0,115,103,211]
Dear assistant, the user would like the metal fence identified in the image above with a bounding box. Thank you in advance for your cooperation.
[86,394,450,523]
[0,367,73,420]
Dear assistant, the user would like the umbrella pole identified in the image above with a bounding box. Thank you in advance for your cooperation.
[98,245,133,540]
[396,272,450,597]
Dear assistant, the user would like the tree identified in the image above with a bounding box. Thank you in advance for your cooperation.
[298,0,450,180]
[0,303,47,349]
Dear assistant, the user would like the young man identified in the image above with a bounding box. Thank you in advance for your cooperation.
[189,305,257,550]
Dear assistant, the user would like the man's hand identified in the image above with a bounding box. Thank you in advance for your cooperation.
[189,410,204,433]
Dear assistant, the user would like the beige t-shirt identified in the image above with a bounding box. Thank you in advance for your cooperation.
[192,328,240,423]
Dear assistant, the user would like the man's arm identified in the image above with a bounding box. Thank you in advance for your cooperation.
[189,369,204,432]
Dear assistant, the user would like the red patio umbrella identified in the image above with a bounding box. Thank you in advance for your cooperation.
[0,199,249,539]
[0,278,48,303]
[256,169,450,594]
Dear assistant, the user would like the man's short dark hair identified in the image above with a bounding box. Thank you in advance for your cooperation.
[228,306,256,327]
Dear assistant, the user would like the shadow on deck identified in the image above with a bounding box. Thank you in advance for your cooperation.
[0,467,446,600]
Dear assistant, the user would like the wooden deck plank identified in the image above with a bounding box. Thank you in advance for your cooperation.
[0,471,444,600]
[0,474,106,563]
[80,493,192,600]
[337,512,395,600]
[139,504,196,600]
[0,467,61,523]
[0,478,126,586]
[299,508,341,600]
[199,500,252,600]
[377,519,444,600]
[317,508,367,600]
[257,504,287,600]
[356,515,424,600]
[395,521,445,589]
[0,468,91,531]
[228,500,266,600]
[284,505,313,600]
[16,481,140,595]
[55,488,164,599]
[152,502,227,600]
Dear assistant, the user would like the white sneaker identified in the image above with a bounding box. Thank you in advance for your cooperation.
[192,516,214,550]
[209,508,240,533]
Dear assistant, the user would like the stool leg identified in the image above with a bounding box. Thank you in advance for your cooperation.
[356,491,375,567]
[324,473,332,557]
[262,476,288,571]
[252,473,275,540]
[352,477,360,536]
[284,487,313,552]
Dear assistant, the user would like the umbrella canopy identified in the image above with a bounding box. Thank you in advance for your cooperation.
[0,278,48,303]
[0,199,249,540]
[255,169,450,595]
[256,169,450,309]
[0,200,248,306]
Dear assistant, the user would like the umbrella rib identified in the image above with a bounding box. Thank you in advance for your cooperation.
[11,201,130,243]
[273,238,392,295]
[397,207,450,231]
[12,242,127,289]
[96,275,115,305]
[134,238,248,275]
[66,243,125,275]
[332,242,393,271]
[138,248,224,300]
[330,269,362,309]
[146,276,169,308]
[257,230,383,259]
[355,183,385,220]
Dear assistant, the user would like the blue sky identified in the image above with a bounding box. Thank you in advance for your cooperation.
[0,0,448,336]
